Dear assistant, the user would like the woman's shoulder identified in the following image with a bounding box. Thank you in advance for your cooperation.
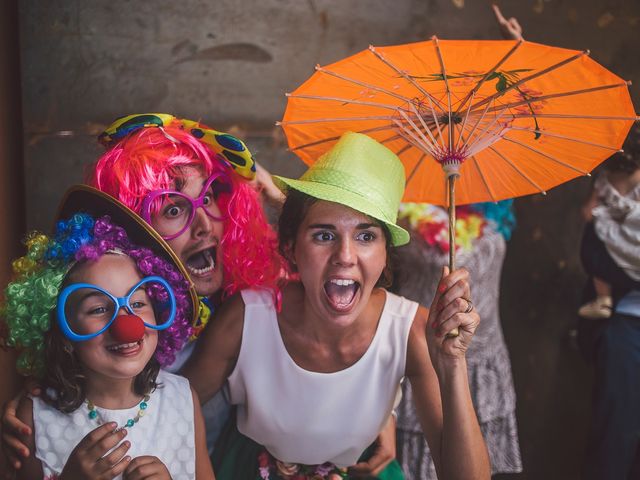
[410,303,430,331]
[239,287,279,307]
[279,282,306,309]
[14,396,43,480]
[383,290,425,319]
[16,395,35,427]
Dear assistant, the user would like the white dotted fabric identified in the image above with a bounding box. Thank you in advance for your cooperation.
[32,370,195,479]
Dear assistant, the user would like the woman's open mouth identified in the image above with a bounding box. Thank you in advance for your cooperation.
[185,246,216,276]
[324,278,360,312]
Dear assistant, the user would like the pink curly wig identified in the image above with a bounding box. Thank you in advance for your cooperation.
[88,120,285,300]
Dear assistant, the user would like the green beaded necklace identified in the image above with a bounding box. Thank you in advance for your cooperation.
[86,394,151,430]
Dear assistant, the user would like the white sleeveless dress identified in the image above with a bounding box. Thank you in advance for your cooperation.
[227,288,416,467]
[32,370,195,480]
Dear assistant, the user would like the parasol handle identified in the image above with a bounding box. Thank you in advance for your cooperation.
[446,173,460,339]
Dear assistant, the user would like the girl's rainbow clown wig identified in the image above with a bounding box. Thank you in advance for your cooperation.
[2,212,194,376]
[90,113,285,300]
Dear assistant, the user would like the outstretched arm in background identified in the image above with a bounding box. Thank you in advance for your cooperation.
[492,4,524,40]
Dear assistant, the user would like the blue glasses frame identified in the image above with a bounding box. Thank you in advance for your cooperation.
[56,276,176,342]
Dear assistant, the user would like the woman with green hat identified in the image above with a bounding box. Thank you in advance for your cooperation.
[183,132,490,479]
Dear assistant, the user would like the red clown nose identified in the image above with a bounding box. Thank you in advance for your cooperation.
[109,314,145,343]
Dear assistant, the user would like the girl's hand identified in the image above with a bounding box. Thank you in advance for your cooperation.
[60,423,131,480]
[2,383,42,470]
[426,267,480,372]
[124,456,172,480]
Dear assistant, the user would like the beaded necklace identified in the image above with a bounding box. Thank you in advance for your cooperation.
[86,394,151,431]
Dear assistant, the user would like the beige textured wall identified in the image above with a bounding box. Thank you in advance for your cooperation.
[0,0,25,473]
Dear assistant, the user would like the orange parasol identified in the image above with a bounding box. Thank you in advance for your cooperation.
[279,37,639,272]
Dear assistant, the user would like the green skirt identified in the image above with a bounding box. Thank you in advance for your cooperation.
[212,414,404,480]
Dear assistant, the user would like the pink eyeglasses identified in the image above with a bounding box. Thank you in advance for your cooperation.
[141,173,232,240]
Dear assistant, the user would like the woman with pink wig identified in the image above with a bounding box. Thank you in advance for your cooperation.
[91,113,283,305]
[89,114,286,453]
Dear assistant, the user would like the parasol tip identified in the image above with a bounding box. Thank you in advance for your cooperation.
[315,64,322,71]
[586,172,592,177]
[285,92,291,97]
[584,49,591,56]
[626,80,633,86]
[368,45,376,52]
[618,149,624,153]
[275,121,282,126]
[541,191,547,196]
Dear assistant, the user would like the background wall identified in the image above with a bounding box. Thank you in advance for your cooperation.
[12,0,640,478]
[0,1,25,467]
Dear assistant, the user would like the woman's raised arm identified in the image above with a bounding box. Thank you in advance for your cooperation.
[405,267,490,480]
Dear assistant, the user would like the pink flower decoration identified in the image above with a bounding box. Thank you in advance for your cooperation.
[259,466,270,480]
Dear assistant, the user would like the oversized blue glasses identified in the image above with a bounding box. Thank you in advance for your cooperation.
[56,276,176,342]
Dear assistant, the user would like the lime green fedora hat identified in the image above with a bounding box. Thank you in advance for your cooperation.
[273,132,410,246]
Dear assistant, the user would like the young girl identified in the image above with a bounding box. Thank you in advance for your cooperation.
[579,125,640,319]
[2,188,214,479]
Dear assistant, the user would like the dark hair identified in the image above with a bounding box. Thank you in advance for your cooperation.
[278,189,394,288]
[278,189,319,267]
[41,313,160,413]
[604,124,640,174]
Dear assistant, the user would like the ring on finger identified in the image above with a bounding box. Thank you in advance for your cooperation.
[462,298,473,313]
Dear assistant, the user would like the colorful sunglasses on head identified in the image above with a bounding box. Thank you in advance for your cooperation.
[98,113,256,180]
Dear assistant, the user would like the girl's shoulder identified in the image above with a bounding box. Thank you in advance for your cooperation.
[157,369,191,390]
[155,371,195,414]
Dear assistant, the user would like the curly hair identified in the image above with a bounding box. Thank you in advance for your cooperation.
[88,120,285,300]
[2,214,193,384]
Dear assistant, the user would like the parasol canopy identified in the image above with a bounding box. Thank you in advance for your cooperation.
[279,38,638,206]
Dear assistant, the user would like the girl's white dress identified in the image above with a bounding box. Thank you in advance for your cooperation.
[32,370,195,480]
